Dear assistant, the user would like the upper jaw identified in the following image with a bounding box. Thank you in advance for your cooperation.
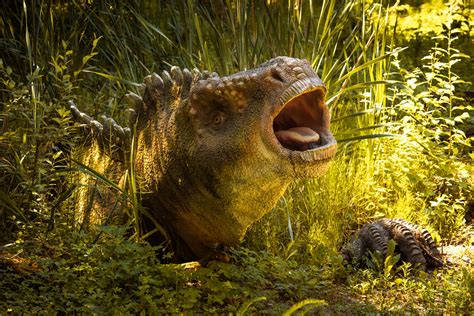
[269,77,337,162]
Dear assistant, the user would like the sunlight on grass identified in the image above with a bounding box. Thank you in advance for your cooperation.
[0,0,472,313]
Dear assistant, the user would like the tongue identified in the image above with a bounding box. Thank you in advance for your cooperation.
[275,127,320,150]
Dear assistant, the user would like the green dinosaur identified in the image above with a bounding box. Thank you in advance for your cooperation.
[72,56,337,261]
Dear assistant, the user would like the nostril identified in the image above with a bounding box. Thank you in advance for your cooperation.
[270,68,285,83]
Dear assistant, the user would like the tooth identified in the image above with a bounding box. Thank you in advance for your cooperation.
[297,73,306,80]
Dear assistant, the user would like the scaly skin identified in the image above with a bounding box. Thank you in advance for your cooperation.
[342,218,443,271]
[72,56,337,261]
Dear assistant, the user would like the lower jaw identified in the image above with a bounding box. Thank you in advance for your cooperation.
[290,156,334,178]
[284,141,337,177]
[293,141,337,160]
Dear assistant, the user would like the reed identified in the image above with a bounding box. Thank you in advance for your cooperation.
[1,0,470,256]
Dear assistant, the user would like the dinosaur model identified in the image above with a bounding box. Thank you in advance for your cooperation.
[71,56,337,261]
[341,218,443,271]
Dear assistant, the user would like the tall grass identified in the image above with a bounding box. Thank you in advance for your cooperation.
[1,0,471,256]
[245,0,472,256]
[154,0,407,254]
[241,0,403,256]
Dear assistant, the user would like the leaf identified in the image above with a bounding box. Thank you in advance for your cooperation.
[386,239,396,257]
[326,80,399,105]
[82,52,98,66]
[333,47,407,86]
[51,117,63,125]
[236,296,267,316]
[331,108,380,122]
[68,159,123,193]
[451,53,470,59]
[57,107,70,118]
[92,36,102,49]
[337,133,399,143]
[283,299,327,316]
[82,70,122,82]
[53,151,62,160]
[0,189,27,222]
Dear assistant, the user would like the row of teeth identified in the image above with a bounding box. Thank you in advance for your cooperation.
[299,142,337,161]
[278,77,324,106]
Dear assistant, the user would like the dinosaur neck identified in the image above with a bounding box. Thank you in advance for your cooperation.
[135,109,291,259]
[142,162,290,260]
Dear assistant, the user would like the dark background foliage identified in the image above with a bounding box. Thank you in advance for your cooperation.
[0,0,472,313]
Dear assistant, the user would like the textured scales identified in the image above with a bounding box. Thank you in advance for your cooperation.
[342,218,443,271]
[72,56,337,261]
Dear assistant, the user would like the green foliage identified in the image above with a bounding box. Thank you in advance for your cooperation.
[0,0,473,313]
[2,230,331,314]
[379,9,473,240]
[246,0,472,256]
[1,231,472,314]
[347,262,472,314]
[0,55,80,241]
[388,0,473,83]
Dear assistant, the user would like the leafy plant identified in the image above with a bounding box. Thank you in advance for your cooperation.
[247,0,472,258]
[0,0,473,314]
[380,4,473,239]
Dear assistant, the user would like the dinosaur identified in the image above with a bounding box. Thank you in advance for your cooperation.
[341,218,443,271]
[71,56,337,262]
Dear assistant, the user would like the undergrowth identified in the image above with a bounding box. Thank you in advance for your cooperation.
[0,0,472,314]
[1,228,472,314]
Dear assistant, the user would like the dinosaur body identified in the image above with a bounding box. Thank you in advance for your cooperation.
[72,57,337,261]
[342,218,443,271]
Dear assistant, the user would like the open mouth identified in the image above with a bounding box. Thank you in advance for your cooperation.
[272,78,336,155]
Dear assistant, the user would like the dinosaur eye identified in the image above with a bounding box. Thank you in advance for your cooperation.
[212,111,225,126]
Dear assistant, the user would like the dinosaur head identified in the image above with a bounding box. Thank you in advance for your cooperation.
[187,56,337,180]
[72,57,337,261]
[125,57,338,260]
